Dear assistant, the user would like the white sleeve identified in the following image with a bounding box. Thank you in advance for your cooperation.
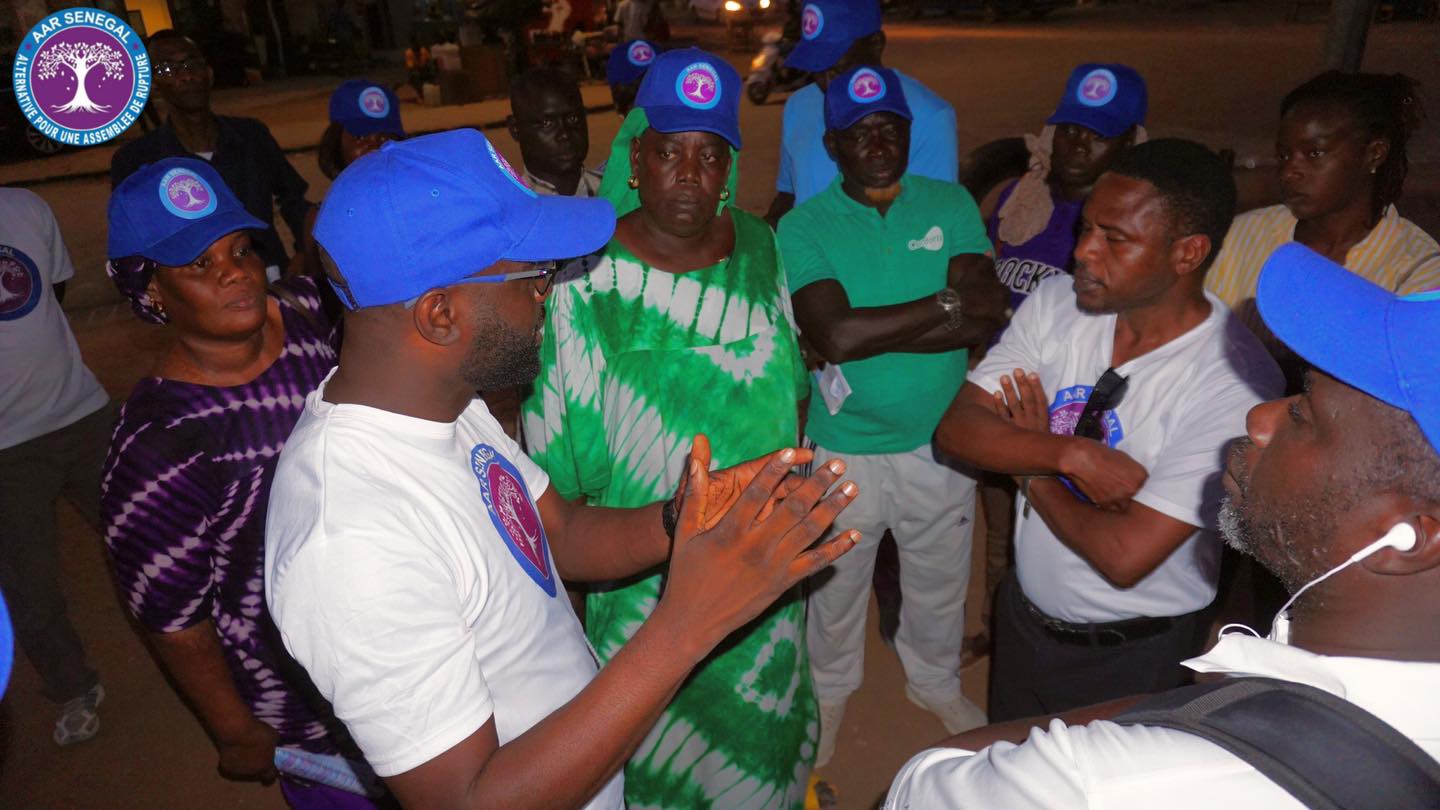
[968,276,1060,394]
[884,720,1091,809]
[272,534,494,777]
[1133,339,1283,529]
[43,197,76,285]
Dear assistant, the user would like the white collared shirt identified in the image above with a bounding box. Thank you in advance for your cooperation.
[524,166,603,198]
[884,633,1440,809]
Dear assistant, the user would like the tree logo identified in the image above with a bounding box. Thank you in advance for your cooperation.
[158,168,218,220]
[0,245,42,322]
[358,86,390,119]
[12,8,150,147]
[848,68,887,104]
[1076,68,1118,108]
[471,444,556,597]
[627,40,655,67]
[675,62,720,110]
[801,4,824,39]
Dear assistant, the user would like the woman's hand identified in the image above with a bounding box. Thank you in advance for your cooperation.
[217,717,279,784]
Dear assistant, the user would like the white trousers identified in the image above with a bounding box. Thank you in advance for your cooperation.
[807,442,977,704]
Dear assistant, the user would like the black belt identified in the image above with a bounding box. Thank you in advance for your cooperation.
[1016,585,1180,648]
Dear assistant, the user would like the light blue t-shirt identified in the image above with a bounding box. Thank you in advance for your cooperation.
[776,69,958,204]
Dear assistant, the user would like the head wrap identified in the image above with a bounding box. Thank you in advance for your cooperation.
[105,256,168,324]
[995,124,1148,248]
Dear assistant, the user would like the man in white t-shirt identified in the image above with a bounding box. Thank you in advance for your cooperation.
[0,188,113,745]
[935,140,1283,721]
[264,129,859,808]
[886,244,1440,808]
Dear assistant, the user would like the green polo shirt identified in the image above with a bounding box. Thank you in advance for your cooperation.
[779,174,991,455]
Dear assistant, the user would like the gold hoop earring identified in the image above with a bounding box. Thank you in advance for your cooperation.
[628,175,639,189]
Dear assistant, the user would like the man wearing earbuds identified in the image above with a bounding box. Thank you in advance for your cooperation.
[883,243,1440,807]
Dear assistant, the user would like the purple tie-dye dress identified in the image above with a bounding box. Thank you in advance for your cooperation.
[101,277,346,753]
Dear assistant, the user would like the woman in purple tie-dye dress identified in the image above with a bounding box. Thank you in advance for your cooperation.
[101,158,381,809]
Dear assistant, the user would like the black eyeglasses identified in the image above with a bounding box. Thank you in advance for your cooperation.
[1073,368,1129,442]
[154,57,207,79]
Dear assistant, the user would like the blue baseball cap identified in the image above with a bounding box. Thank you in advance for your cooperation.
[1259,242,1440,454]
[330,79,405,138]
[825,65,911,131]
[314,129,616,310]
[1046,63,1147,139]
[787,0,882,74]
[608,39,657,86]
[635,48,742,149]
[108,157,265,265]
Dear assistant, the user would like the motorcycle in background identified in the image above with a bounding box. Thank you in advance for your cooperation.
[745,29,809,104]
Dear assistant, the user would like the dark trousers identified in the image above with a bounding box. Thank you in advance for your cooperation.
[988,572,1210,722]
[0,403,113,702]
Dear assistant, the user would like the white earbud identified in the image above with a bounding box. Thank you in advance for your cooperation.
[1347,523,1418,563]
[1270,522,1418,645]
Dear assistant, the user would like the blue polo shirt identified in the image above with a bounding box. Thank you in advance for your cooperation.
[776,70,958,204]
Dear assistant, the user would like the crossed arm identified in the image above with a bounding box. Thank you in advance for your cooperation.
[938,377,1198,588]
[791,253,1007,365]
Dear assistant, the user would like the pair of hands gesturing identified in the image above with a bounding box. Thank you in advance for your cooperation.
[990,369,1147,511]
[657,435,859,654]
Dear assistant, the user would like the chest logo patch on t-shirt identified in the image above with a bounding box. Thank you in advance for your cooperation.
[1049,384,1125,446]
[472,444,557,597]
[908,226,944,252]
[0,244,42,321]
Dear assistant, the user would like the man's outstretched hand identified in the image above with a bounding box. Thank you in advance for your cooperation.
[658,442,858,656]
[672,435,813,533]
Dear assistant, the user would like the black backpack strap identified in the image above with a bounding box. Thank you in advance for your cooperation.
[1115,677,1440,810]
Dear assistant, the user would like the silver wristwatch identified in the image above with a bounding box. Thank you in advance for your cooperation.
[935,287,964,331]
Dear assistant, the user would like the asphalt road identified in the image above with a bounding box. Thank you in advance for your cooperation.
[2,4,1437,809]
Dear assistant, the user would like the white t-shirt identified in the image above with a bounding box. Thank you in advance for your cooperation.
[265,373,623,806]
[884,633,1440,809]
[969,276,1282,622]
[0,188,108,450]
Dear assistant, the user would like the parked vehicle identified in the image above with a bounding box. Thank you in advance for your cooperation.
[745,30,809,105]
[689,0,775,27]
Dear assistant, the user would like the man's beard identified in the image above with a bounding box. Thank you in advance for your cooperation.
[459,303,543,392]
[1218,438,1349,595]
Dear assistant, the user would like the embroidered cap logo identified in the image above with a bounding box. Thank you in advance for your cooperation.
[848,67,886,103]
[358,86,389,118]
[801,4,824,39]
[1077,68,1118,108]
[157,168,217,220]
[675,62,721,110]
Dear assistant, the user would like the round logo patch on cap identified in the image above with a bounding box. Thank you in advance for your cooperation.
[1076,68,1118,108]
[848,68,887,103]
[157,167,217,220]
[801,4,824,39]
[627,40,655,67]
[358,86,390,118]
[675,62,721,110]
[485,138,536,197]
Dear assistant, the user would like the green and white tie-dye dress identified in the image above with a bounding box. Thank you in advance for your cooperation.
[523,208,816,809]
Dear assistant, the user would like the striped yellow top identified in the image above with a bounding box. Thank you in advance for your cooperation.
[1206,204,1440,347]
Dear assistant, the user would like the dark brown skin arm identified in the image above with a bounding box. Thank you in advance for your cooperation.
[1023,477,1203,588]
[792,254,1002,365]
[937,696,1145,751]
[538,491,671,581]
[764,192,796,229]
[148,621,278,782]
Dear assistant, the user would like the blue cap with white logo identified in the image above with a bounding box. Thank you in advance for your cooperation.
[329,79,405,138]
[787,0,883,74]
[608,39,657,86]
[314,129,616,310]
[1046,63,1147,139]
[107,157,265,265]
[825,65,911,131]
[635,48,742,149]
[1259,243,1440,454]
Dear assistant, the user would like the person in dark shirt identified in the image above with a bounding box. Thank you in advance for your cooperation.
[110,30,313,279]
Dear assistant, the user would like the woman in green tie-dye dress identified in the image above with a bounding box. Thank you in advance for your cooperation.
[521,92,816,807]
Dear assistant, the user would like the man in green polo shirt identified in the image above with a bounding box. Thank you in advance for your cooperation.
[778,65,1008,768]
